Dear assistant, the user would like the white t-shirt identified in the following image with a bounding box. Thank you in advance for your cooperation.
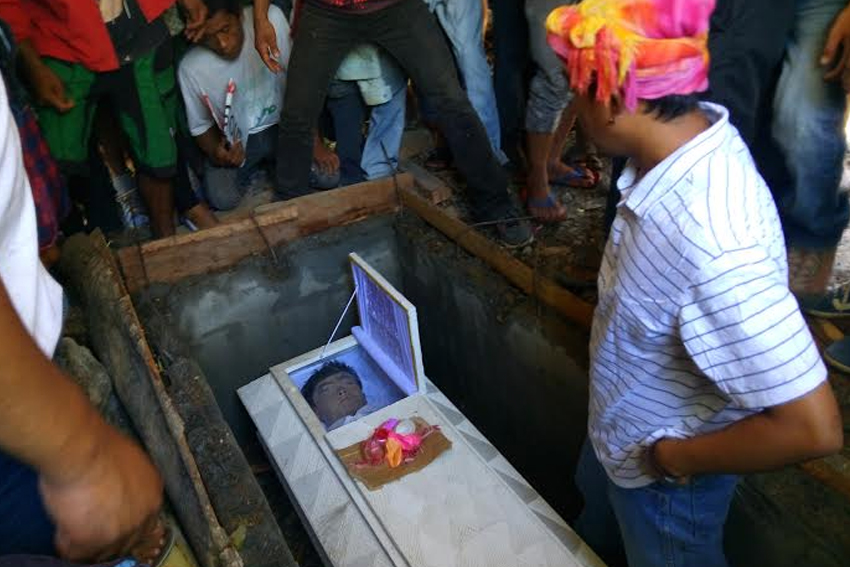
[0,79,64,357]
[178,5,291,143]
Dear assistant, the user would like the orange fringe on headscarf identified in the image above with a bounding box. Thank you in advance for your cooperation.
[546,0,715,111]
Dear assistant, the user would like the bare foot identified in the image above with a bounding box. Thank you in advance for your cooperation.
[524,189,567,224]
[126,516,168,566]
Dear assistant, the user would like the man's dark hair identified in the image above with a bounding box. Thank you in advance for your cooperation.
[642,94,702,122]
[586,78,701,122]
[203,0,242,16]
[301,361,361,407]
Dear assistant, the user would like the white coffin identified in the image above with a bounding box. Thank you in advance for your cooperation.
[238,254,605,567]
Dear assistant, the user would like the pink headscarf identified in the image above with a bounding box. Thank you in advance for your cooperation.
[546,0,716,111]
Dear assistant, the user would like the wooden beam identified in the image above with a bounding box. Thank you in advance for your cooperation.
[400,160,454,205]
[117,174,413,293]
[398,186,595,329]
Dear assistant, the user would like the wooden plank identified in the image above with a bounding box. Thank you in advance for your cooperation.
[400,160,454,205]
[398,187,595,329]
[117,174,413,293]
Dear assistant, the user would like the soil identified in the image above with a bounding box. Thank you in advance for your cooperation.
[407,136,608,304]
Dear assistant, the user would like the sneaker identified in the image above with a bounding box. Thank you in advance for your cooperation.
[824,336,850,373]
[494,214,534,248]
[799,282,850,319]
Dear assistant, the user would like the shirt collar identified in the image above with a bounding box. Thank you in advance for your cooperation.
[618,102,732,217]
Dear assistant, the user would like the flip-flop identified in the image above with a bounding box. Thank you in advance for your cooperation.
[575,154,604,173]
[549,163,599,188]
[521,190,567,224]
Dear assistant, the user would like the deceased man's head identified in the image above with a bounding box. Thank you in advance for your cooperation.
[302,361,367,427]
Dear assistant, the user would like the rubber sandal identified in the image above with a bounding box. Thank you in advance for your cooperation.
[575,154,604,173]
[549,163,599,188]
[520,188,567,224]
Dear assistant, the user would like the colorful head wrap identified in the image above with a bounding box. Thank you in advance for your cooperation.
[546,0,715,111]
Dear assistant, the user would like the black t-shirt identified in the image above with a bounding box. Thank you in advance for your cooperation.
[104,0,169,64]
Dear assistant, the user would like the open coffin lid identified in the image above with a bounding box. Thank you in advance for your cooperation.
[348,252,425,398]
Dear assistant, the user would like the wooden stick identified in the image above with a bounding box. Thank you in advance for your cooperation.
[398,186,595,328]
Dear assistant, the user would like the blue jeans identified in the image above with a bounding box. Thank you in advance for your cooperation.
[0,452,56,555]
[575,441,738,567]
[362,83,406,180]
[423,0,506,163]
[327,79,405,183]
[754,0,850,249]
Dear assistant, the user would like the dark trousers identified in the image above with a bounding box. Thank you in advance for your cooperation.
[490,0,530,165]
[277,0,512,220]
[706,0,796,147]
[0,452,55,556]
[326,81,368,186]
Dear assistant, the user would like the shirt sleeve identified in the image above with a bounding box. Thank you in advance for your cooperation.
[177,59,214,137]
[0,0,33,43]
[679,245,826,409]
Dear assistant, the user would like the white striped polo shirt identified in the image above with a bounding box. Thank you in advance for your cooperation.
[589,103,827,488]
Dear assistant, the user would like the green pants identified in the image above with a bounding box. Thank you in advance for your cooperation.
[37,42,178,178]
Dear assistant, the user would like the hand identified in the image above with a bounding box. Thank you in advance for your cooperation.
[39,426,164,563]
[313,143,340,175]
[254,16,283,73]
[212,138,245,168]
[178,0,209,43]
[648,438,690,485]
[821,5,850,91]
[28,61,74,113]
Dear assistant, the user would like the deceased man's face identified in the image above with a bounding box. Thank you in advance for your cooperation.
[311,371,367,427]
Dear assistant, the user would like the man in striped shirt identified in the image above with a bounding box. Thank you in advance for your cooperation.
[546,2,844,566]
